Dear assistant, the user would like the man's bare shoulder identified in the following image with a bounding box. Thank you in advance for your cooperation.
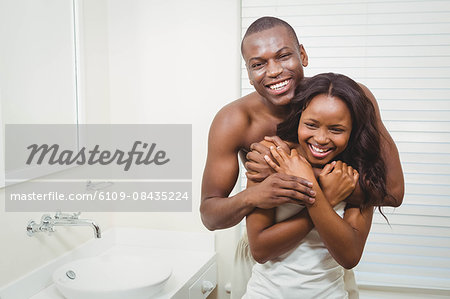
[357,82,376,103]
[212,92,262,131]
[356,81,382,118]
[207,92,263,151]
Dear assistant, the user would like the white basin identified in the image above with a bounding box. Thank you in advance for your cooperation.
[52,253,172,299]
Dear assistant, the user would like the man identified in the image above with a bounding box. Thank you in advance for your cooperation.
[200,16,404,298]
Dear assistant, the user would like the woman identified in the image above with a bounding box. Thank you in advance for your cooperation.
[242,73,391,298]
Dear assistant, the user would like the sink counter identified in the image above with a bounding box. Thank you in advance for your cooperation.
[0,228,216,299]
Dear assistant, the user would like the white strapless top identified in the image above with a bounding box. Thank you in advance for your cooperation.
[243,202,348,299]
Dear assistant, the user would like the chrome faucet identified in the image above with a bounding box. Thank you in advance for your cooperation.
[27,212,101,238]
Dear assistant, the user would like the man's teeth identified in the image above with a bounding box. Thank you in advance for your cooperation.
[311,144,329,153]
[269,80,289,90]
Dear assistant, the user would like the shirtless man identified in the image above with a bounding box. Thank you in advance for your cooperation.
[200,16,404,298]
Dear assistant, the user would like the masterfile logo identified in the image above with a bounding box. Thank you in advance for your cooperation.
[5,124,192,212]
[26,141,170,171]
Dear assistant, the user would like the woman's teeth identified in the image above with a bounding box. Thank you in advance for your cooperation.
[311,144,329,153]
[269,80,289,90]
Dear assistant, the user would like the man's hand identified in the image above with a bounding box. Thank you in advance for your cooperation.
[246,172,316,208]
[245,142,275,182]
[245,136,291,182]
[319,161,359,206]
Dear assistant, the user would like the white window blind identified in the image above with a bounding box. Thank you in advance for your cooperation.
[240,0,450,292]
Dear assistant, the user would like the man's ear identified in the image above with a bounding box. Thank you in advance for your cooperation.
[299,44,309,67]
[249,80,254,86]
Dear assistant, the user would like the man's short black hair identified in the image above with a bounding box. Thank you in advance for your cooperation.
[241,16,300,54]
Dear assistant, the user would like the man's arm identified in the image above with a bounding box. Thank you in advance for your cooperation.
[200,105,314,231]
[358,83,405,207]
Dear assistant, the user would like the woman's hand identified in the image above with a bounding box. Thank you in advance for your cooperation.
[319,161,359,206]
[264,146,315,182]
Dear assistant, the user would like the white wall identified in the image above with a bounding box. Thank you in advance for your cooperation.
[86,0,242,298]
[0,2,242,298]
[105,0,241,229]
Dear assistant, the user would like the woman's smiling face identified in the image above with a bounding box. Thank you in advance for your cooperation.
[297,93,352,166]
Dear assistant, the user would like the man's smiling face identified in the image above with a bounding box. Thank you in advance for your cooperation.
[242,25,308,107]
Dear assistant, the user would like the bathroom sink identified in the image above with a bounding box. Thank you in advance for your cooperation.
[52,252,172,299]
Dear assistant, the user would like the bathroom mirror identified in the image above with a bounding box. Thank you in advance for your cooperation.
[0,0,80,187]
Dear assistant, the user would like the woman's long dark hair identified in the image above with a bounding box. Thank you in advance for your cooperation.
[278,73,391,208]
